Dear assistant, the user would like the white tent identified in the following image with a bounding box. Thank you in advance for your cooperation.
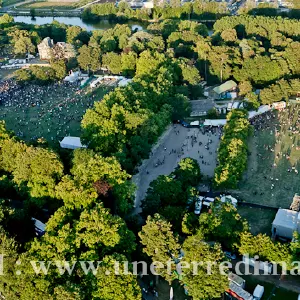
[203,119,227,126]
[248,105,271,119]
[190,120,200,126]
[64,71,80,83]
[221,195,238,207]
[60,137,87,150]
[118,78,132,87]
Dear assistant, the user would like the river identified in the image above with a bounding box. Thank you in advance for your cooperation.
[13,16,146,31]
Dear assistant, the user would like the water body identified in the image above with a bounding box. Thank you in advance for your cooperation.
[13,16,146,31]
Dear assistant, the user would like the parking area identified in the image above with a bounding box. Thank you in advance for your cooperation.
[133,124,221,213]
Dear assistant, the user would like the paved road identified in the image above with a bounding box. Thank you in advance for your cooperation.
[133,124,221,213]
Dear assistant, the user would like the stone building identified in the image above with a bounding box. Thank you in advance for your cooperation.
[37,37,76,61]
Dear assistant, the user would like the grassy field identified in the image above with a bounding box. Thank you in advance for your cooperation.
[242,275,299,300]
[2,0,24,7]
[235,105,300,209]
[237,206,276,235]
[0,82,110,146]
[19,1,77,9]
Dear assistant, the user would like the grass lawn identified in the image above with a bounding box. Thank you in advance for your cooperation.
[19,1,77,9]
[0,83,110,146]
[237,206,276,235]
[242,275,299,300]
[2,0,24,7]
[234,105,300,209]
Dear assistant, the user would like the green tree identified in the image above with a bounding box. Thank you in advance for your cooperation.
[173,157,201,189]
[198,200,249,249]
[30,203,135,262]
[102,52,122,74]
[30,8,36,19]
[139,214,180,282]
[92,254,142,300]
[13,146,64,201]
[0,14,14,24]
[221,28,237,42]
[66,26,83,45]
[77,45,101,72]
[121,51,137,77]
[14,69,33,83]
[50,59,67,80]
[9,29,36,55]
[136,50,167,76]
[239,232,292,267]
[181,234,229,299]
[238,80,252,96]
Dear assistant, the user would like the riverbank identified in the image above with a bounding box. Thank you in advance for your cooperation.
[0,9,82,17]
[3,15,147,31]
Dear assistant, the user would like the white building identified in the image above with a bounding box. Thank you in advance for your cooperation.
[60,137,87,150]
[272,209,300,240]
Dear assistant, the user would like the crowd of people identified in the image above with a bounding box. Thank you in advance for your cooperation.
[150,124,223,175]
[246,107,300,198]
[0,79,99,143]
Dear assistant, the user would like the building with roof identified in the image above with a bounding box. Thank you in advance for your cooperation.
[272,208,300,240]
[37,37,54,60]
[37,37,76,61]
[212,80,237,99]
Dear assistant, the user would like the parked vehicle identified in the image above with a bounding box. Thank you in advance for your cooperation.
[253,285,264,300]
[194,200,202,215]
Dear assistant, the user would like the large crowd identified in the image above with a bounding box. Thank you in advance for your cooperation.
[0,79,98,142]
[248,107,300,196]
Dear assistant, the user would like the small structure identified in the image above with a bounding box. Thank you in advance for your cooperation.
[60,136,87,150]
[272,101,286,110]
[248,105,271,119]
[272,208,300,240]
[143,1,154,8]
[90,75,127,89]
[228,272,245,288]
[64,71,80,83]
[190,120,200,127]
[118,78,132,87]
[226,281,253,300]
[212,80,237,99]
[203,119,227,126]
[220,195,238,207]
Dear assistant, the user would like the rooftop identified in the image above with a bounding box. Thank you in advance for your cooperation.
[272,209,299,230]
[213,80,237,95]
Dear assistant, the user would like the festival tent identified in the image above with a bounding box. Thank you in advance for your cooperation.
[248,105,271,119]
[220,195,238,207]
[190,120,200,126]
[118,78,132,87]
[203,119,227,126]
[60,137,87,149]
[64,71,80,83]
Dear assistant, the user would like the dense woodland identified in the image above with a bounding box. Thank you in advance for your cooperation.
[1,10,300,299]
